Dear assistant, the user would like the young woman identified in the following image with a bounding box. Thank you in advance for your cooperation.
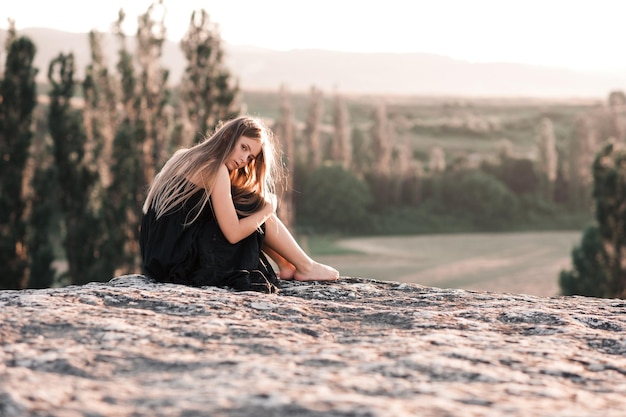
[140,116,339,293]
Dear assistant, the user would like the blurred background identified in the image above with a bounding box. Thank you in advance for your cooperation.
[2,0,626,298]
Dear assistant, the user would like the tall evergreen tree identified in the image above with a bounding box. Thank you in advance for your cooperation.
[25,110,56,288]
[368,101,393,207]
[179,9,240,143]
[428,146,446,174]
[370,101,392,176]
[496,138,514,160]
[351,127,371,176]
[83,30,118,190]
[304,86,323,169]
[0,34,38,289]
[404,159,424,206]
[569,114,596,208]
[106,9,144,275]
[560,141,626,298]
[135,1,170,181]
[606,90,626,142]
[79,29,126,277]
[48,53,111,285]
[559,225,608,298]
[331,90,351,169]
[536,117,558,200]
[391,139,414,204]
[275,85,295,231]
[99,4,172,274]
[590,141,626,297]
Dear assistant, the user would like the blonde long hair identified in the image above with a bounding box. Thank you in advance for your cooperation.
[143,116,283,223]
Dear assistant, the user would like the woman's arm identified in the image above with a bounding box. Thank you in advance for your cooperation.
[210,164,275,244]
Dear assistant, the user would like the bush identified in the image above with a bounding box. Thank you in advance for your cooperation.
[481,157,540,195]
[559,225,609,297]
[438,169,520,229]
[297,164,373,233]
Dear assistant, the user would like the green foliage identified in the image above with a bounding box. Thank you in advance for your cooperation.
[102,119,143,272]
[48,53,112,285]
[298,164,373,233]
[438,169,520,229]
[0,36,38,289]
[481,156,540,195]
[350,127,371,175]
[27,161,57,289]
[590,142,626,296]
[179,9,240,138]
[560,142,626,298]
[559,225,609,297]
[4,16,603,289]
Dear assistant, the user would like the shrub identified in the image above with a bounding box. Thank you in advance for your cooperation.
[297,164,373,233]
[559,225,609,297]
[438,169,520,229]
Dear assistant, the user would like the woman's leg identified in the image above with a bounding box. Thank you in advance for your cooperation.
[261,244,297,279]
[262,214,339,281]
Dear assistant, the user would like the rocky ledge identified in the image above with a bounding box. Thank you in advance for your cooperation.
[1,275,626,417]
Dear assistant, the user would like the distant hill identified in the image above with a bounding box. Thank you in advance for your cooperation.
[1,27,626,98]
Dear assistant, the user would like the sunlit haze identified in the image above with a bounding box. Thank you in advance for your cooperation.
[2,0,625,72]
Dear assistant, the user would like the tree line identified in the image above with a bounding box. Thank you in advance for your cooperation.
[1,4,239,289]
[2,3,626,297]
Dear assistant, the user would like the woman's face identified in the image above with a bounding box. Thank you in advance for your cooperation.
[226,135,262,172]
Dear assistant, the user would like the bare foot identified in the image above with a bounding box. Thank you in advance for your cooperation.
[277,263,297,280]
[294,261,340,281]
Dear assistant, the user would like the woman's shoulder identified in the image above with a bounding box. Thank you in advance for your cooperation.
[187,164,228,190]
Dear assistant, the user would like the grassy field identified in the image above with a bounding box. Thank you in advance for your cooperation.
[313,231,582,297]
[243,91,599,167]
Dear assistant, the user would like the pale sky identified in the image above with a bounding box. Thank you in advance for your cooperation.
[2,0,625,72]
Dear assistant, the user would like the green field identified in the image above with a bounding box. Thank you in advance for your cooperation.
[314,231,582,297]
[242,91,598,167]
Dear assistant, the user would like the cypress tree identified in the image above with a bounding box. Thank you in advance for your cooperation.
[135,1,170,181]
[26,161,57,288]
[404,159,424,206]
[568,115,596,209]
[331,90,351,169]
[369,101,393,208]
[351,127,371,176]
[559,225,608,298]
[179,9,240,142]
[606,90,626,142]
[83,30,118,190]
[0,35,38,289]
[429,146,446,174]
[304,86,323,169]
[25,110,56,288]
[592,141,626,297]
[391,138,417,205]
[101,5,171,274]
[536,117,558,200]
[79,29,126,278]
[371,101,391,177]
[560,141,626,298]
[275,85,295,231]
[48,53,110,285]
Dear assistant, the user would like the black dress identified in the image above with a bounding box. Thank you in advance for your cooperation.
[140,188,280,293]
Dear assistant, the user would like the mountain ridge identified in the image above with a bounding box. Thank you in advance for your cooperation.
[1,27,625,98]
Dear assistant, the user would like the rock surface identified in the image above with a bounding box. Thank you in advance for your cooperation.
[1,275,626,417]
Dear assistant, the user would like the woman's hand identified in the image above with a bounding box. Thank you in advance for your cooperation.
[211,165,276,244]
